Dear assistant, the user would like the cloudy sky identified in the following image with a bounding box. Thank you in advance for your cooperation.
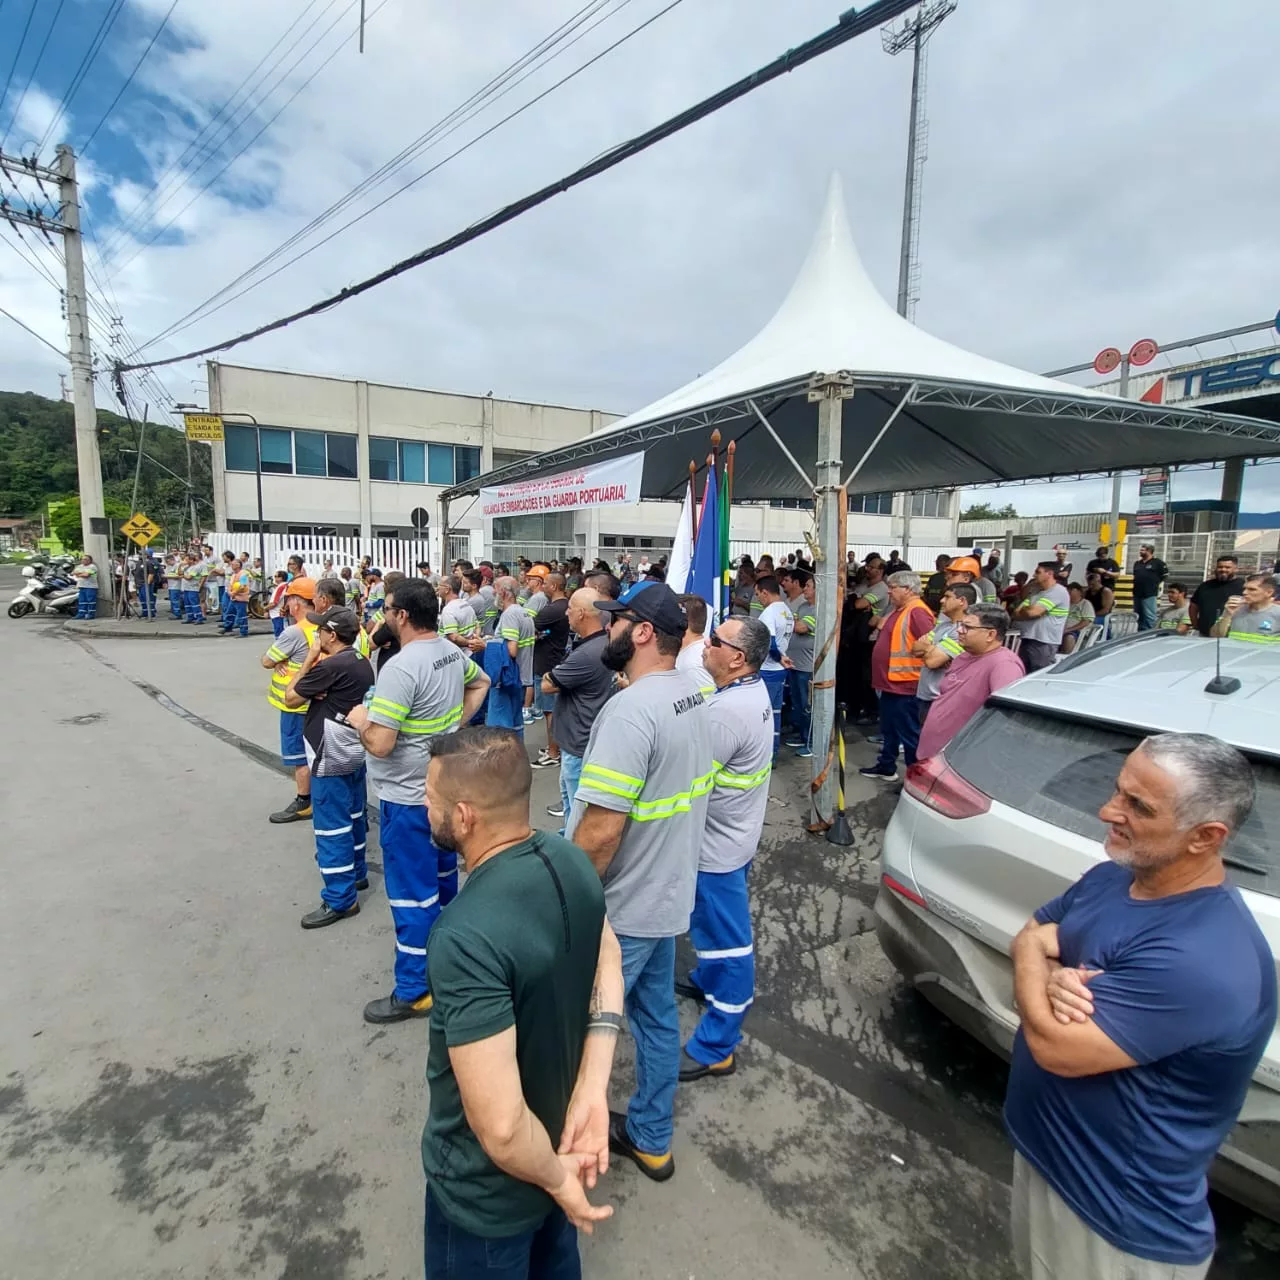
[1,0,1279,516]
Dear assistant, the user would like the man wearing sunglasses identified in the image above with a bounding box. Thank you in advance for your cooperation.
[917,608,1025,761]
[565,580,714,1184]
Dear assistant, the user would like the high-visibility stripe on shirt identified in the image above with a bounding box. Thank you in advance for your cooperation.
[712,761,773,791]
[266,621,317,712]
[1032,595,1070,617]
[580,763,644,801]
[628,768,716,822]
[1228,629,1280,643]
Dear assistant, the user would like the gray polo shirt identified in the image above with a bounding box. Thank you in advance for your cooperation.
[365,637,484,805]
[1227,603,1280,642]
[783,593,816,673]
[857,579,889,620]
[1021,583,1071,646]
[701,676,773,873]
[565,668,713,938]
[916,618,965,702]
[472,585,498,635]
[548,630,615,758]
[522,590,548,619]
[498,603,536,686]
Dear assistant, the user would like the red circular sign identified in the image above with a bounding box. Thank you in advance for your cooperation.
[1128,338,1158,367]
[1093,347,1122,375]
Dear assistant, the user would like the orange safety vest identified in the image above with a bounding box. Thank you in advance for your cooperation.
[887,600,934,683]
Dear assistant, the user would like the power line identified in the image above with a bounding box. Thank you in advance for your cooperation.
[105,0,377,278]
[1,0,65,148]
[0,1,40,134]
[0,300,66,358]
[36,0,130,154]
[120,0,923,376]
[80,0,182,160]
[142,0,651,350]
[99,0,348,263]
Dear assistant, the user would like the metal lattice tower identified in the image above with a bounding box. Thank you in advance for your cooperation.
[883,1,956,321]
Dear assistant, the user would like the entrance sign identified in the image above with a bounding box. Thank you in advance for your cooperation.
[480,452,644,518]
[184,413,225,441]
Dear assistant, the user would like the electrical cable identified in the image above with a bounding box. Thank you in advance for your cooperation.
[0,0,67,149]
[98,0,347,263]
[36,0,130,155]
[105,0,375,277]
[80,0,182,160]
[0,1,39,131]
[0,301,66,358]
[119,0,922,376]
[144,0,641,348]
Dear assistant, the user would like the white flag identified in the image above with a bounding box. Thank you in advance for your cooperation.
[667,480,695,593]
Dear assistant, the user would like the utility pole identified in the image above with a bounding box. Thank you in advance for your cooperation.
[0,145,112,604]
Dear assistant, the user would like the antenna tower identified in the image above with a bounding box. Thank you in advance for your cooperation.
[882,1,956,320]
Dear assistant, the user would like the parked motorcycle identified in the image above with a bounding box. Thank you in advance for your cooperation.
[8,563,79,618]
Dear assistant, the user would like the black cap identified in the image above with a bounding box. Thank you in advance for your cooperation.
[594,580,687,637]
[305,605,360,644]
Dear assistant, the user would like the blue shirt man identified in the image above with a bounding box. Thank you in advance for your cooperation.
[1004,734,1275,1279]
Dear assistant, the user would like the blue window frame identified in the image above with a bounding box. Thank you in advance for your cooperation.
[369,437,398,481]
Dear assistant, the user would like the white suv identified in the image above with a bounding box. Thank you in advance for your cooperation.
[874,631,1280,1217]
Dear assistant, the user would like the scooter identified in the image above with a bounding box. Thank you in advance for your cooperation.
[8,564,79,618]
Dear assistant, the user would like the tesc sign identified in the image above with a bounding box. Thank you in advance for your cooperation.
[1130,344,1280,406]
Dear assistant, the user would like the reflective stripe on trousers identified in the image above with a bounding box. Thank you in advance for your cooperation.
[182,589,205,623]
[380,799,448,1001]
[687,863,754,1065]
[312,771,366,911]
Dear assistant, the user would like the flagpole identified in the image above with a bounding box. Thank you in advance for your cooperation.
[689,460,699,545]
[724,439,735,622]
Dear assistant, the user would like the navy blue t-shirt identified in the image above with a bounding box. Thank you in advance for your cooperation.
[1004,860,1275,1265]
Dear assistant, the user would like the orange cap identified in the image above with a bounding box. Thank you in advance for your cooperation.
[947,557,982,578]
[529,563,551,578]
[284,576,317,600]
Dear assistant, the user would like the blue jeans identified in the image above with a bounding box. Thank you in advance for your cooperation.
[168,587,184,619]
[876,689,921,771]
[785,668,811,745]
[75,587,97,619]
[380,799,448,1002]
[618,933,680,1155]
[311,772,367,911]
[687,864,754,1065]
[761,668,787,759]
[425,1184,578,1280]
[1136,596,1157,631]
[559,751,583,818]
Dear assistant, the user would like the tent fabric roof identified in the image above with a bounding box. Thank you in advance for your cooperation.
[444,176,1280,504]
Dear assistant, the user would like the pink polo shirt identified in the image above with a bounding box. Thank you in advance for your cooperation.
[917,647,1026,760]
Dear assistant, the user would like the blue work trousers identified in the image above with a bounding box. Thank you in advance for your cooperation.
[168,587,184,619]
[218,586,229,611]
[311,771,367,911]
[876,689,920,771]
[136,583,156,617]
[618,933,680,1156]
[75,587,97,619]
[786,667,812,745]
[761,667,787,759]
[221,599,248,635]
[272,616,285,637]
[182,589,205,623]
[687,864,755,1065]
[380,799,450,1002]
[425,1185,579,1280]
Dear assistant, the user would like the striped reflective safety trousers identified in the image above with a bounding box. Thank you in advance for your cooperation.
[380,799,449,1001]
[312,770,367,911]
[687,863,754,1065]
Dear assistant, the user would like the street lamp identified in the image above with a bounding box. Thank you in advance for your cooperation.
[177,403,266,584]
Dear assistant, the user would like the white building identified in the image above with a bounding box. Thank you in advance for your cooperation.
[207,361,958,564]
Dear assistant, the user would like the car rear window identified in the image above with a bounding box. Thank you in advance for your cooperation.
[945,705,1280,898]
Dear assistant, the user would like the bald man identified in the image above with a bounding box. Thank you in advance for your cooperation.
[541,587,615,821]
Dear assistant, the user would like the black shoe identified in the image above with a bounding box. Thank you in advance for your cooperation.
[679,1047,736,1082]
[608,1110,673,1182]
[674,977,706,1003]
[546,804,566,818]
[300,902,359,929]
[858,765,896,779]
[355,877,370,891]
[269,796,313,823]
[363,992,433,1024]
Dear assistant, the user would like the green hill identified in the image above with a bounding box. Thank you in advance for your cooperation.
[0,390,214,533]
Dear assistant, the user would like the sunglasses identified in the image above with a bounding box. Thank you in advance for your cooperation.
[709,633,745,653]
[607,611,643,626]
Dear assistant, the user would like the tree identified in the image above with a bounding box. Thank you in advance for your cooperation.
[49,496,131,551]
[960,501,1018,521]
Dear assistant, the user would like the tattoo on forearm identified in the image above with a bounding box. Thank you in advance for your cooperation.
[588,984,603,1018]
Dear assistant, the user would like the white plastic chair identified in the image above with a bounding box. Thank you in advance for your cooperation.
[1004,631,1022,655]
[1106,611,1139,640]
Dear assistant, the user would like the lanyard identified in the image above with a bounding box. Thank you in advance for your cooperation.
[714,673,762,696]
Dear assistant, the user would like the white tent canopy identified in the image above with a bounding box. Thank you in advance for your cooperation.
[444,175,1280,505]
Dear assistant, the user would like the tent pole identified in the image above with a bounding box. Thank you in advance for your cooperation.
[747,399,815,492]
[808,373,854,831]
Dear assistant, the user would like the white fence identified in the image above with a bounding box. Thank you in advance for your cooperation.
[206,533,436,578]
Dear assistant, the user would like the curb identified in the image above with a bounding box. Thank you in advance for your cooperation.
[60,620,273,641]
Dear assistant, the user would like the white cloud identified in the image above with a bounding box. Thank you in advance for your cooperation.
[2,0,1279,517]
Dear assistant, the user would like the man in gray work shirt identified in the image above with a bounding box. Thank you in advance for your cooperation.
[495,576,536,721]
[566,580,713,1184]
[1015,561,1072,673]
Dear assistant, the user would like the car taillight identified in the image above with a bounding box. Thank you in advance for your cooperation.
[882,873,927,907]
[904,753,991,819]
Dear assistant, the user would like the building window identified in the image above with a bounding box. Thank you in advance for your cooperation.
[909,491,948,519]
[224,426,358,478]
[294,430,327,477]
[426,443,454,485]
[326,433,357,479]
[400,441,426,484]
[455,446,481,482]
[492,447,534,470]
[258,428,293,474]
[848,491,893,516]
[767,498,815,510]
[369,437,398,481]
[225,424,258,471]
[375,529,400,539]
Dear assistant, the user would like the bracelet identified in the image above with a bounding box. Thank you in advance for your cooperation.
[586,1012,623,1033]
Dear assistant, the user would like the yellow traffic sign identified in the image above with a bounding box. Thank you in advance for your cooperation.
[184,413,224,441]
[121,512,162,546]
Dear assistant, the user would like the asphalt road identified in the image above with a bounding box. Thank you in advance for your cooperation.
[2,576,1277,1279]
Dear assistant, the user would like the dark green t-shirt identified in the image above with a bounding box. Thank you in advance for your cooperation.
[421,831,606,1237]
